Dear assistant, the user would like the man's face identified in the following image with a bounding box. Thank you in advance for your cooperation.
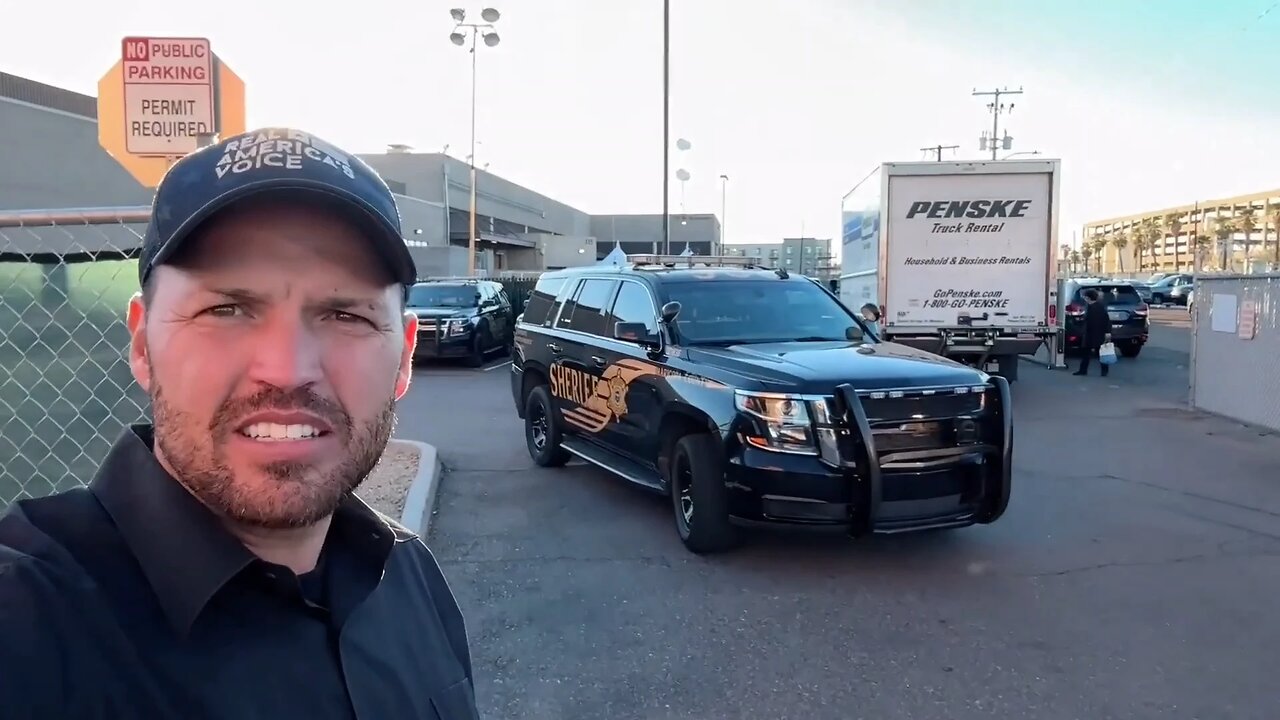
[126,198,418,529]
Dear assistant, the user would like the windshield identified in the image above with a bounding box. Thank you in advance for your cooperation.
[407,285,478,308]
[664,279,868,345]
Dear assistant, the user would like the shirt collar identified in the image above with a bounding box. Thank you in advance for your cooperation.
[91,424,402,636]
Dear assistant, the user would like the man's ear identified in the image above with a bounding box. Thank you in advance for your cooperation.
[126,292,152,392]
[394,311,419,399]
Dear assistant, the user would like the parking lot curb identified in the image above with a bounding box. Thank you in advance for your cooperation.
[395,439,442,537]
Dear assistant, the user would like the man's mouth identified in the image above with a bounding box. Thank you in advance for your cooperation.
[239,422,329,442]
[233,411,336,442]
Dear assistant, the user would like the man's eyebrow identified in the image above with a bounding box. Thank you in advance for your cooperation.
[199,288,384,310]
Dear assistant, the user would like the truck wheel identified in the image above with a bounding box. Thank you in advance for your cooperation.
[670,434,739,554]
[524,385,570,467]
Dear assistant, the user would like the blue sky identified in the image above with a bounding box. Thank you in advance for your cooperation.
[4,0,1278,249]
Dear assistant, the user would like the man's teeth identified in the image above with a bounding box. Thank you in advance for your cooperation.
[239,423,323,441]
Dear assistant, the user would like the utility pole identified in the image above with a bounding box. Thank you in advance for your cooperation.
[920,144,959,161]
[973,86,1022,160]
[719,174,728,249]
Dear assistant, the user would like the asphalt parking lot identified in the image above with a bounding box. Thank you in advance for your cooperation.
[396,342,1280,720]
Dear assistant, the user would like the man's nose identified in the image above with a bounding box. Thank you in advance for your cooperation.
[247,315,325,389]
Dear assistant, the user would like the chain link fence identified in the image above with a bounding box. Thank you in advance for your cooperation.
[1190,273,1280,432]
[1,207,152,511]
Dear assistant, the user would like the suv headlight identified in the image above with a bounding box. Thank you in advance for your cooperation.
[446,319,470,337]
[734,390,816,455]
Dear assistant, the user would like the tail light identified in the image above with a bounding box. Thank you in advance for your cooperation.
[1066,303,1085,317]
[1134,303,1149,316]
[1048,303,1058,324]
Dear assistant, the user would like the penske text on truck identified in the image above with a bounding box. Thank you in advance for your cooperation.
[839,159,1061,380]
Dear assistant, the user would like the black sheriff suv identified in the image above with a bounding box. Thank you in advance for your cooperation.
[510,255,1012,554]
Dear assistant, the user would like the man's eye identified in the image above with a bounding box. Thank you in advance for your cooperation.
[332,310,373,325]
[205,304,243,318]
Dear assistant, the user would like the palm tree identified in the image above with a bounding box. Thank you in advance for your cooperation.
[1141,217,1161,272]
[1069,249,1081,273]
[1212,215,1238,271]
[1237,205,1257,268]
[1111,228,1129,274]
[1190,233,1211,271]
[1270,205,1280,269]
[1091,235,1109,273]
[1081,246,1093,273]
[1163,212,1183,272]
[1131,227,1150,273]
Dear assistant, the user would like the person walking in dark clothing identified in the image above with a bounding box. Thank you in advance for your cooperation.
[1074,288,1112,377]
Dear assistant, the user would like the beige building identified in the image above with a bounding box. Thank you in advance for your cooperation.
[1080,189,1280,275]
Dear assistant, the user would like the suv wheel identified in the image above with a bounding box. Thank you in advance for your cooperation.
[670,434,739,554]
[466,329,489,368]
[1120,342,1142,358]
[524,385,570,467]
[1151,293,1166,305]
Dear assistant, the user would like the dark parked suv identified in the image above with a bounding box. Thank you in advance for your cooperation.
[510,255,1012,554]
[408,279,514,366]
[1062,280,1149,357]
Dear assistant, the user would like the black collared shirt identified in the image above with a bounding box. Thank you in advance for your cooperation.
[0,425,478,720]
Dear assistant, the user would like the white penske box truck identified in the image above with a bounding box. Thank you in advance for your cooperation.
[840,159,1061,380]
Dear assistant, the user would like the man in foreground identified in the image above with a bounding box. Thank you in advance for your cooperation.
[0,128,479,719]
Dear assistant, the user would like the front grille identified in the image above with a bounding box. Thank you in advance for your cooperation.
[859,389,984,422]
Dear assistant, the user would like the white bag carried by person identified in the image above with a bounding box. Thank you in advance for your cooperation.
[1099,341,1118,365]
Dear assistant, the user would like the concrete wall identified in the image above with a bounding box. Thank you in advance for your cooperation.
[589,213,720,257]
[358,152,592,238]
[0,96,152,211]
[531,234,598,270]
[397,195,449,246]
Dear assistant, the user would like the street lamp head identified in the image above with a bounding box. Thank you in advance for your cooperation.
[481,7,500,22]
[450,8,465,21]
[483,31,501,47]
[449,31,466,45]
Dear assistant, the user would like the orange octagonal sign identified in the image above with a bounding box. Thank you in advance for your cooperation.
[98,37,246,188]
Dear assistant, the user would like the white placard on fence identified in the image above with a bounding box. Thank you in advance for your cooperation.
[1211,293,1237,333]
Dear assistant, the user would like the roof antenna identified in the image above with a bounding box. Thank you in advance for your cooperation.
[775,267,789,279]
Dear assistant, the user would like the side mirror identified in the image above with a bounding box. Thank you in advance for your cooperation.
[660,301,682,324]
[614,321,661,348]
[845,325,864,341]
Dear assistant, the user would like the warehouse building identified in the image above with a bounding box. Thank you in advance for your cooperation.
[722,237,836,277]
[0,71,719,273]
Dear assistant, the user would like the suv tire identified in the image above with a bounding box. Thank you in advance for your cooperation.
[466,329,489,368]
[1120,342,1142,358]
[670,434,739,554]
[524,385,570,467]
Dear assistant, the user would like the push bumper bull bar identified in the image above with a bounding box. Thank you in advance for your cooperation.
[832,375,1013,536]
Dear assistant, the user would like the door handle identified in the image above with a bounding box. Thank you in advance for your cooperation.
[590,355,607,368]
[548,343,562,354]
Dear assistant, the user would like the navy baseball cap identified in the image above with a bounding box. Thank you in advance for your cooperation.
[139,127,417,288]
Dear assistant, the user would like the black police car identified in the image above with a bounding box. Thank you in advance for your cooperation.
[408,279,514,366]
[510,255,1012,554]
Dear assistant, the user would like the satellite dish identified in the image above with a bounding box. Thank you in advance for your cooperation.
[676,138,692,151]
[675,169,691,182]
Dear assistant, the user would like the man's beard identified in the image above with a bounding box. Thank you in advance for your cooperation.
[150,380,397,529]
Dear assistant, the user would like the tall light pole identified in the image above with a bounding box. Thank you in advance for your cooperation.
[662,0,671,255]
[719,174,728,250]
[450,7,501,276]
